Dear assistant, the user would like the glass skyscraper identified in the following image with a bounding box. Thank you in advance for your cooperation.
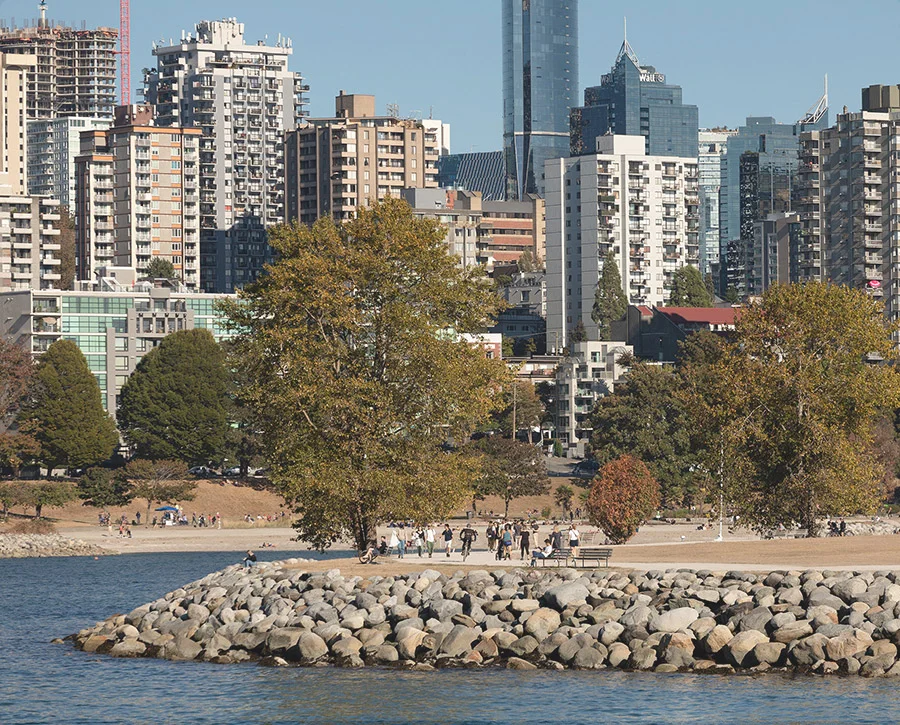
[502,0,578,200]
[570,38,698,159]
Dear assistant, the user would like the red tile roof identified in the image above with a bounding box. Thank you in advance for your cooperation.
[656,307,738,326]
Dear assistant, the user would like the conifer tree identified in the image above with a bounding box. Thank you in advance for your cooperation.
[21,340,118,473]
[118,329,230,464]
[669,265,714,306]
[591,250,628,339]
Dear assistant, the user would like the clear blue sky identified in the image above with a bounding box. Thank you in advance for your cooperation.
[9,0,900,151]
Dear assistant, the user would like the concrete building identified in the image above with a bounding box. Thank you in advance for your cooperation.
[503,0,578,199]
[793,130,828,283]
[698,129,735,275]
[571,36,698,161]
[436,151,505,201]
[144,18,308,293]
[27,116,110,208]
[545,135,700,350]
[74,105,202,287]
[0,267,233,413]
[0,18,117,119]
[0,194,62,290]
[286,93,445,225]
[0,52,35,196]
[555,340,632,457]
[399,188,544,270]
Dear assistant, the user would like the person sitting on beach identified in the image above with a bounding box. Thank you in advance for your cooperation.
[360,541,379,564]
[530,538,554,566]
[243,550,257,568]
[378,536,388,555]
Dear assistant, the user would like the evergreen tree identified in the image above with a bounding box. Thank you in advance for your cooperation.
[20,340,118,473]
[143,257,177,280]
[77,467,133,508]
[517,248,540,273]
[118,329,230,464]
[591,250,627,339]
[669,265,714,307]
[571,319,588,343]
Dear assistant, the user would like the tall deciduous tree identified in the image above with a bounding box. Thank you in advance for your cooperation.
[492,380,544,439]
[223,199,509,549]
[20,340,118,473]
[669,265,714,307]
[590,361,698,507]
[686,283,900,536]
[467,436,550,518]
[586,455,660,544]
[0,338,38,475]
[591,250,627,339]
[125,458,194,523]
[118,329,230,464]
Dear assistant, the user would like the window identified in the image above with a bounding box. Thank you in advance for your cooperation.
[114,338,128,351]
[115,356,129,371]
[171,161,181,170]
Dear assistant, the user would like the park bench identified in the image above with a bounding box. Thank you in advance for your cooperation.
[535,548,571,567]
[572,547,613,568]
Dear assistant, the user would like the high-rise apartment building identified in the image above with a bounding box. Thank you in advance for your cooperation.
[74,105,202,287]
[698,129,734,276]
[502,0,578,199]
[144,18,308,293]
[545,135,700,349]
[285,93,446,225]
[437,151,505,201]
[27,117,110,208]
[0,18,117,119]
[793,130,828,284]
[0,52,35,196]
[0,194,62,290]
[571,37,698,161]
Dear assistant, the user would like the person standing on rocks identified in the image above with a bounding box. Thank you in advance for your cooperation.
[442,524,454,557]
[425,526,436,557]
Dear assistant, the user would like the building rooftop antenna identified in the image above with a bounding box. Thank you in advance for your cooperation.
[797,74,829,126]
[616,16,641,68]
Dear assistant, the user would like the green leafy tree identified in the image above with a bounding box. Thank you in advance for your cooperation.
[517,248,540,273]
[669,265,713,307]
[586,455,660,544]
[16,481,77,518]
[591,250,627,339]
[724,287,740,304]
[118,329,230,464]
[590,361,697,507]
[0,338,38,475]
[554,483,574,516]
[125,458,194,523]
[77,467,133,508]
[690,283,900,536]
[20,340,118,474]
[0,481,27,519]
[703,271,716,301]
[143,257,177,280]
[223,198,509,550]
[56,207,76,290]
[468,436,550,518]
[492,380,545,439]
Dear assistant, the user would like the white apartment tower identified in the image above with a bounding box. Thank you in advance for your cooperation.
[27,117,111,208]
[546,135,700,349]
[144,18,308,293]
[74,105,202,286]
[698,129,734,276]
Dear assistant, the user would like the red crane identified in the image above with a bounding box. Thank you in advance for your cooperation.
[119,0,130,105]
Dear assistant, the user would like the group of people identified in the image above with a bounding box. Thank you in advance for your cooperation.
[484,521,582,563]
[242,512,286,525]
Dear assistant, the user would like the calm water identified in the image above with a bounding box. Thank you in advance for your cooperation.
[2,552,900,724]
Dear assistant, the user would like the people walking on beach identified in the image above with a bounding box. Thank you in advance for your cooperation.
[568,523,580,559]
[550,526,562,551]
[243,550,257,568]
[443,524,454,557]
[499,525,512,560]
[425,526,436,557]
[388,529,400,556]
[519,526,531,560]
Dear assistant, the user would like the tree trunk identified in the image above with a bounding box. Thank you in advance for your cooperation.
[352,510,377,551]
[35,503,43,518]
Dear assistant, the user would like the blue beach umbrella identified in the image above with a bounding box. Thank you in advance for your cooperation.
[155,506,179,512]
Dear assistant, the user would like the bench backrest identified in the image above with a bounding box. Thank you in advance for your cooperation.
[579,548,612,556]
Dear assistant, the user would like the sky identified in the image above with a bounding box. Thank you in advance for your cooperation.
[8,0,900,152]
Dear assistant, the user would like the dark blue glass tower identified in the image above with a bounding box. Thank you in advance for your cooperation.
[570,38,698,159]
[503,0,578,200]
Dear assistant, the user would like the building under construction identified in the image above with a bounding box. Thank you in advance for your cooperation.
[0,4,117,119]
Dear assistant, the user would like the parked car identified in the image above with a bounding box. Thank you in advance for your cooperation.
[223,466,242,476]
[572,460,600,479]
[189,466,218,477]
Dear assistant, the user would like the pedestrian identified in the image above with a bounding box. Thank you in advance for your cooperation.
[442,524,454,557]
[486,522,497,552]
[388,528,400,556]
[135,511,141,526]
[519,526,531,560]
[501,525,513,560]
[425,525,435,558]
[413,529,424,557]
[551,526,562,551]
[568,523,580,560]
[397,527,406,559]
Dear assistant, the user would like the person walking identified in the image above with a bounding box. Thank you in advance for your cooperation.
[486,522,497,553]
[519,526,531,560]
[551,526,562,551]
[425,525,436,558]
[413,529,424,557]
[388,529,400,556]
[397,527,407,559]
[442,524,454,557]
[500,525,513,560]
[568,523,581,561]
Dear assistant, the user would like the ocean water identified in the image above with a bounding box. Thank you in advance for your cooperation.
[1,551,899,724]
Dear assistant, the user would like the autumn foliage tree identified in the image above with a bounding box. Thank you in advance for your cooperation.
[223,199,509,549]
[586,455,660,544]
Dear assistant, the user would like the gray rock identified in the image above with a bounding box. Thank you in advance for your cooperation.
[573,646,606,669]
[508,635,540,657]
[507,657,537,670]
[109,638,146,657]
[542,581,589,611]
[523,607,561,641]
[723,630,770,668]
[825,629,873,661]
[788,633,830,666]
[439,625,479,657]
[296,632,328,662]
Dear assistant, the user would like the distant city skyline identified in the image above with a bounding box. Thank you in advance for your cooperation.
[1,0,897,153]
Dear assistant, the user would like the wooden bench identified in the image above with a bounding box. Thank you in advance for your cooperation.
[534,548,571,567]
[572,547,613,568]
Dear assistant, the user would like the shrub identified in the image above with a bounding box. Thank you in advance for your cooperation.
[586,455,660,544]
[7,518,57,534]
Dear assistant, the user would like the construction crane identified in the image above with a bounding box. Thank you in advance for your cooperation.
[119,0,130,105]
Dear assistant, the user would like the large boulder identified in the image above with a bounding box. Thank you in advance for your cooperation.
[439,625,479,658]
[297,632,328,662]
[825,629,874,661]
[542,581,590,611]
[703,625,733,655]
[649,607,699,634]
[524,608,562,641]
[723,630,770,668]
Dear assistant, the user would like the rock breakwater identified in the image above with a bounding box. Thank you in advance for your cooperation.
[0,533,112,558]
[69,562,900,676]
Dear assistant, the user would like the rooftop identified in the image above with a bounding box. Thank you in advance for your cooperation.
[656,307,738,326]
